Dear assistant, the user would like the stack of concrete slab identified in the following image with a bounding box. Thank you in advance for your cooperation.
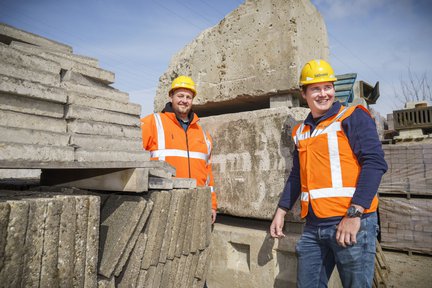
[0,23,148,165]
[378,142,432,255]
[97,188,212,288]
[0,191,100,288]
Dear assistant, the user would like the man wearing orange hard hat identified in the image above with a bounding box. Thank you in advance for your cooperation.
[141,75,217,224]
[270,60,387,287]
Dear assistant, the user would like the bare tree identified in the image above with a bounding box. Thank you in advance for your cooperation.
[395,66,432,106]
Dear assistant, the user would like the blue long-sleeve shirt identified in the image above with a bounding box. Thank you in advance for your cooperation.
[278,101,388,226]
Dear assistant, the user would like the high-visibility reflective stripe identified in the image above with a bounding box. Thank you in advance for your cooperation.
[301,192,309,202]
[327,125,343,188]
[200,124,212,163]
[153,113,166,161]
[150,149,209,161]
[309,187,355,199]
[209,186,214,192]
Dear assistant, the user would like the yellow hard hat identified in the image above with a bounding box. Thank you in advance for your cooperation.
[300,59,337,86]
[169,75,197,97]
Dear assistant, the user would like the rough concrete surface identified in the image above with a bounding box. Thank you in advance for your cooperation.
[0,23,73,53]
[201,107,309,220]
[155,0,328,111]
[0,74,67,103]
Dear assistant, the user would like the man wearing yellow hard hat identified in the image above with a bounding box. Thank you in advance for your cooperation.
[270,59,387,287]
[141,75,217,224]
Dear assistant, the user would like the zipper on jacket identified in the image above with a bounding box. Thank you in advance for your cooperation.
[185,130,191,178]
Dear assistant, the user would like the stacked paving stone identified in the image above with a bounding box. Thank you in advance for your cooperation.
[0,190,100,288]
[0,23,147,164]
[98,188,212,288]
[378,142,432,255]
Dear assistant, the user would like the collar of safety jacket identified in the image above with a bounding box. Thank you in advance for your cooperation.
[303,101,342,128]
[161,102,199,126]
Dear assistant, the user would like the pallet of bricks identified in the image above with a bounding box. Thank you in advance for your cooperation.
[379,142,432,256]
[0,23,212,287]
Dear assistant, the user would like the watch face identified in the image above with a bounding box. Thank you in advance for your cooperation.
[347,206,362,217]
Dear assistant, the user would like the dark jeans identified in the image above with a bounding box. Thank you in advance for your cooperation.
[296,213,378,288]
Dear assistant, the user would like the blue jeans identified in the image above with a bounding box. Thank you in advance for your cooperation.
[296,213,378,288]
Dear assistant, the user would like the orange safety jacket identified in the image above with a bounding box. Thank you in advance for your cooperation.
[141,109,217,210]
[293,105,378,219]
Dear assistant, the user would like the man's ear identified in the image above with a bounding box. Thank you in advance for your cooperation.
[169,94,173,102]
[301,90,306,100]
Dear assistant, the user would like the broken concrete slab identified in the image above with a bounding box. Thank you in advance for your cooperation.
[0,92,64,118]
[66,104,141,126]
[152,263,165,288]
[150,191,172,267]
[70,134,142,151]
[98,194,148,278]
[10,41,115,84]
[0,143,74,163]
[0,126,70,147]
[68,119,141,138]
[0,74,67,103]
[0,23,73,53]
[200,107,309,221]
[68,91,141,115]
[149,167,175,179]
[182,189,198,255]
[155,0,328,111]
[0,109,67,133]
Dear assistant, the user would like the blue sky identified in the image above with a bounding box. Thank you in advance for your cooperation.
[1,0,431,117]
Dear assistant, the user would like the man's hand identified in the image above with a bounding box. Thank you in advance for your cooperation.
[336,204,364,247]
[270,208,287,238]
[211,209,217,224]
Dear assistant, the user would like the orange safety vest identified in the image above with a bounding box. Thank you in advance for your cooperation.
[293,105,378,219]
[141,111,217,210]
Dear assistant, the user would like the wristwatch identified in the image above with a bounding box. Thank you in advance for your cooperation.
[346,205,363,218]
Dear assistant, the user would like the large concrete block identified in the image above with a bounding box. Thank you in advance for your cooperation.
[0,61,60,86]
[0,109,67,133]
[0,126,70,147]
[201,107,309,220]
[207,215,302,288]
[155,0,328,111]
[66,104,141,126]
[0,23,73,53]
[0,92,64,118]
[68,119,141,138]
[0,74,67,103]
[10,41,115,84]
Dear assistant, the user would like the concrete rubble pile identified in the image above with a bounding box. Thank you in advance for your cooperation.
[0,23,213,288]
[153,0,331,287]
